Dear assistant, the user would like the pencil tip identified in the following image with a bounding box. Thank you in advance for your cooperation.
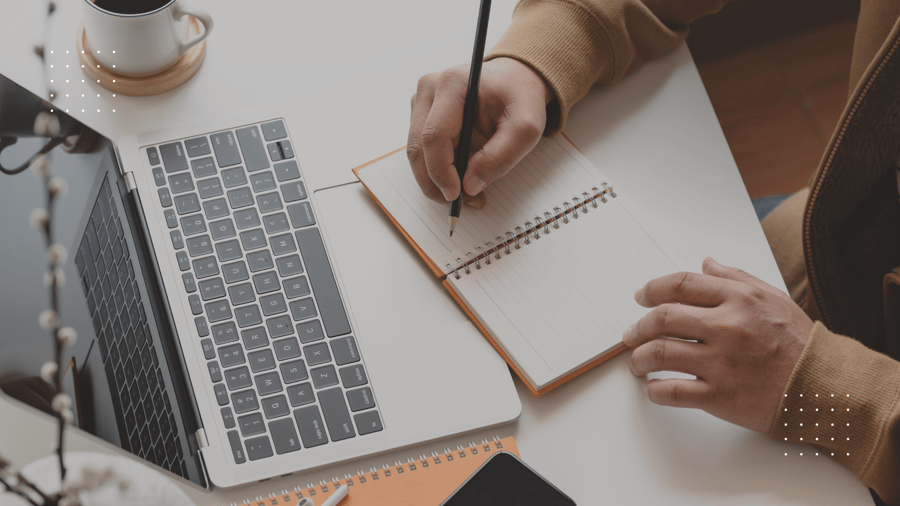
[449,216,458,237]
[450,231,453,237]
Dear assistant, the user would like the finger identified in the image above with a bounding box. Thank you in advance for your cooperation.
[463,112,544,196]
[407,84,446,203]
[635,271,738,309]
[422,69,469,201]
[629,337,709,377]
[643,378,713,409]
[702,257,778,294]
[624,303,717,348]
[464,191,486,209]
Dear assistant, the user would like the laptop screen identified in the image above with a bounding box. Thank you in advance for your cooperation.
[0,73,206,488]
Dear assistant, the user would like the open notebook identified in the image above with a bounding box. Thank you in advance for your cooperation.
[354,136,677,395]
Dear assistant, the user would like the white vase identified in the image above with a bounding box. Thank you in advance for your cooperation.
[0,452,195,506]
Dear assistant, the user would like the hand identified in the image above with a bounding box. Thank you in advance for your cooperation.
[623,257,814,432]
[407,57,553,208]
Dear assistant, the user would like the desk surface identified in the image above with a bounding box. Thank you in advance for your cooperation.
[0,1,872,504]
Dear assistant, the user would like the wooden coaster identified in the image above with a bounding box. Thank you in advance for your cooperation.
[76,16,207,96]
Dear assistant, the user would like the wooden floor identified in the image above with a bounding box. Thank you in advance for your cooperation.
[695,20,857,199]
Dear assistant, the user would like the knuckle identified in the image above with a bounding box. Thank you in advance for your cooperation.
[420,125,443,147]
[671,271,693,299]
[652,304,671,331]
[517,116,544,141]
[406,141,424,165]
[416,73,437,93]
[651,339,668,369]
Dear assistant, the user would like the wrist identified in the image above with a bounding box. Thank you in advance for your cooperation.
[492,57,555,106]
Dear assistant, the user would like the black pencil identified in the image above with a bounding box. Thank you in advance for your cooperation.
[449,0,492,237]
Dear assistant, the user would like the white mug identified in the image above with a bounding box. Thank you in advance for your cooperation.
[81,0,214,77]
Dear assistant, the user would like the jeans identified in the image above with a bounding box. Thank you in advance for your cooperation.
[751,194,791,221]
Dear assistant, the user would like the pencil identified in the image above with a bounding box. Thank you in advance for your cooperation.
[449,0,492,236]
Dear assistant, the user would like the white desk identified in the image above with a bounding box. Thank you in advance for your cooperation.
[0,1,872,504]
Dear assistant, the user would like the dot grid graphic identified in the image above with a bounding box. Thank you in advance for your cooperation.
[45,48,118,114]
[782,393,852,457]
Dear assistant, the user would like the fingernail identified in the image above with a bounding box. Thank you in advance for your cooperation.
[634,287,644,304]
[467,176,486,195]
[623,324,634,345]
[441,188,454,201]
[465,199,484,209]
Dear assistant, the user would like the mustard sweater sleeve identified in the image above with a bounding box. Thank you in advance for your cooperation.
[486,0,731,133]
[768,322,900,504]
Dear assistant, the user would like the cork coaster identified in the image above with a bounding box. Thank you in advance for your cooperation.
[76,16,207,96]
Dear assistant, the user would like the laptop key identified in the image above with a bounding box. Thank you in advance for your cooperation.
[265,315,293,338]
[231,389,260,414]
[168,173,194,194]
[212,321,239,345]
[257,192,283,213]
[273,160,301,182]
[180,213,206,236]
[248,349,276,372]
[215,239,242,262]
[263,213,290,235]
[252,271,280,294]
[233,208,261,230]
[163,209,178,229]
[174,193,201,215]
[190,156,217,178]
[222,260,250,284]
[226,430,245,464]
[210,218,237,240]
[304,342,331,366]
[247,251,274,272]
[225,366,253,390]
[158,188,173,208]
[235,304,263,328]
[318,387,355,441]
[221,166,247,188]
[182,273,196,293]
[286,383,314,407]
[280,181,307,203]
[261,120,287,141]
[188,294,203,315]
[339,364,367,388]
[147,146,162,166]
[185,136,211,157]
[284,276,310,299]
[176,251,190,271]
[330,336,360,365]
[255,371,283,396]
[227,282,256,305]
[197,177,224,198]
[311,365,338,389]
[211,131,241,168]
[198,277,226,301]
[241,326,269,350]
[250,172,277,193]
[289,297,317,322]
[205,300,232,323]
[273,337,301,360]
[269,417,301,454]
[196,317,210,338]
[260,293,287,316]
[214,384,229,406]
[202,198,229,220]
[238,412,266,437]
[186,234,213,257]
[297,320,324,343]
[245,436,274,461]
[276,254,303,277]
[236,126,270,173]
[221,407,236,428]
[207,361,222,383]
[192,255,219,279]
[160,142,188,173]
[280,359,308,384]
[270,233,296,256]
[294,405,328,448]
[278,141,294,159]
[200,338,215,359]
[355,410,383,435]
[219,344,246,368]
[295,228,351,336]
[239,228,267,251]
[227,187,254,209]
[346,387,375,412]
[266,142,282,162]
[287,202,315,228]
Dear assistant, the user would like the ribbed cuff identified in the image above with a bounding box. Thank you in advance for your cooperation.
[486,0,617,134]
[768,322,900,490]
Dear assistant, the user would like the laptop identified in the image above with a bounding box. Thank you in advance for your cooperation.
[0,72,520,489]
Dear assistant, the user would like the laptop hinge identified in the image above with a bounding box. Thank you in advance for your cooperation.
[191,428,210,453]
[123,171,137,192]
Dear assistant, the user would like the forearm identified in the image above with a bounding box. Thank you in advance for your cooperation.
[486,0,731,133]
[768,322,900,504]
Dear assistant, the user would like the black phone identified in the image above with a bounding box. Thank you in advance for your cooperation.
[440,451,576,506]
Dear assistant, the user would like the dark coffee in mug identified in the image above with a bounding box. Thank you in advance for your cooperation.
[91,0,173,15]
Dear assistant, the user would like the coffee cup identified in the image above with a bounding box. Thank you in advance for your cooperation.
[81,0,214,77]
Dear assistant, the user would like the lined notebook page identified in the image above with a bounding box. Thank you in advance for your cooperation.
[448,196,678,389]
[357,136,605,274]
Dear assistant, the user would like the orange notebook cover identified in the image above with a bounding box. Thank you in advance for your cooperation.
[352,141,624,397]
[233,436,519,506]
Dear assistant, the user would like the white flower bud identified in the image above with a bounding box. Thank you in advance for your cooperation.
[46,244,68,265]
[61,408,74,424]
[30,155,51,178]
[33,112,61,136]
[51,393,71,412]
[38,309,59,330]
[48,177,68,197]
[40,361,58,383]
[57,326,77,346]
[29,208,49,229]
[43,268,65,287]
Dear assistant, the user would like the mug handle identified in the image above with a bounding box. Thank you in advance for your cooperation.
[172,3,214,54]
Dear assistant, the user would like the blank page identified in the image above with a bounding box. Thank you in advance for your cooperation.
[357,137,606,274]
[448,195,678,389]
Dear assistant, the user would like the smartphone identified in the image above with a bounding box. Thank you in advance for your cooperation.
[440,451,576,506]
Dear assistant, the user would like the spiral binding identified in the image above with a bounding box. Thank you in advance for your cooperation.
[230,436,507,506]
[445,183,616,279]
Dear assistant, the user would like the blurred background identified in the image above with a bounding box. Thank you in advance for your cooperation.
[686,0,860,199]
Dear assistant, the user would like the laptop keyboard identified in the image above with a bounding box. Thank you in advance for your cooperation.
[74,176,188,478]
[148,120,381,464]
